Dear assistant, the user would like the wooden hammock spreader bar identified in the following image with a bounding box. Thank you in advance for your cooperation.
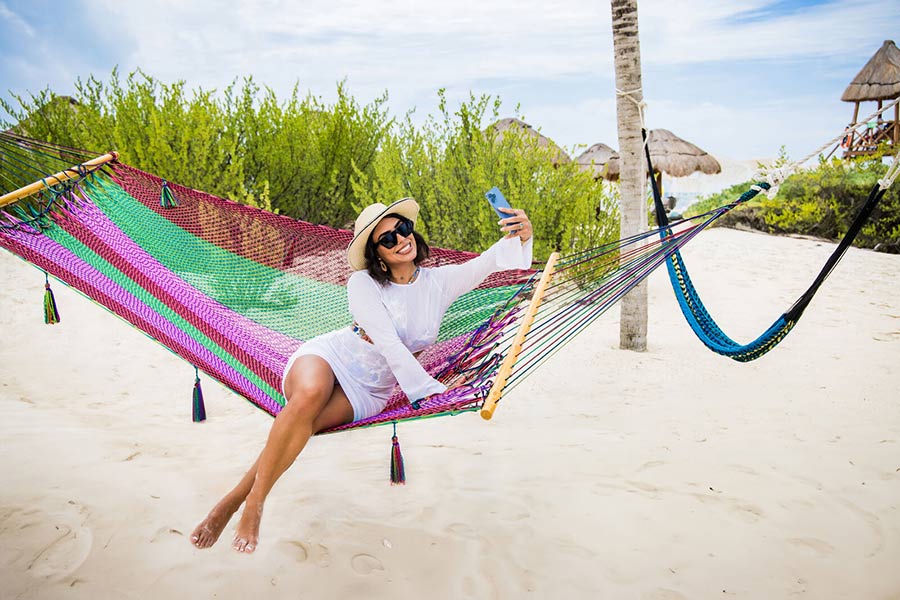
[481,251,559,420]
[0,152,119,208]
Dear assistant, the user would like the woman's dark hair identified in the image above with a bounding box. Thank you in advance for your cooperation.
[364,213,430,285]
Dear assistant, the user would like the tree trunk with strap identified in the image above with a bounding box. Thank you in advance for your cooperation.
[611,0,648,351]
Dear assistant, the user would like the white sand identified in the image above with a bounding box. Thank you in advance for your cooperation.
[1,228,899,599]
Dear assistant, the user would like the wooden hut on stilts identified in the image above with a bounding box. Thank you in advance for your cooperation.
[841,40,900,158]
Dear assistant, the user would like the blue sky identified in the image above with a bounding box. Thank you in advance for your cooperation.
[1,0,898,161]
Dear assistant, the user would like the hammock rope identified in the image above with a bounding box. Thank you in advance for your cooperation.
[0,132,540,432]
[774,96,900,197]
[1,124,892,435]
[644,129,895,361]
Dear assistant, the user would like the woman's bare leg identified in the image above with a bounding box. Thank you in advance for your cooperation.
[231,357,352,553]
[190,456,260,548]
[190,356,353,551]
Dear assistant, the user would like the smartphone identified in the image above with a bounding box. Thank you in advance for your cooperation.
[485,187,512,219]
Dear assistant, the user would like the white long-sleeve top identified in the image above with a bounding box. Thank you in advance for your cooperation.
[289,235,533,421]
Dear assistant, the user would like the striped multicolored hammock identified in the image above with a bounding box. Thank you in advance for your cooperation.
[2,131,892,437]
[0,134,543,432]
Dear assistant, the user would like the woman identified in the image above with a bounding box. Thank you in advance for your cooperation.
[190,197,533,553]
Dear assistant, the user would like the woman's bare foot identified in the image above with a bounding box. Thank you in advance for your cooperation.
[190,501,239,549]
[232,501,263,554]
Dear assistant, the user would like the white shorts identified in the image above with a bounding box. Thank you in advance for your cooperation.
[281,328,396,422]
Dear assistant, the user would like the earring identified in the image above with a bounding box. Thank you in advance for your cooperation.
[379,259,387,271]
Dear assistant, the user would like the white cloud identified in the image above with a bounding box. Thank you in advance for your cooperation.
[521,86,857,165]
[640,0,900,65]
[84,0,900,92]
[647,95,851,159]
[5,0,898,164]
[0,2,36,38]
[88,0,614,97]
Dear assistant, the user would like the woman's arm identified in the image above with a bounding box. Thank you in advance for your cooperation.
[347,272,446,402]
[435,206,534,304]
[435,236,534,305]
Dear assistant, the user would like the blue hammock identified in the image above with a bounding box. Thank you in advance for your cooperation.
[644,133,887,362]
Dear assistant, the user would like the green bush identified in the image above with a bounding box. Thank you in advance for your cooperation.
[2,72,617,260]
[351,90,618,259]
[2,70,390,226]
[684,151,900,252]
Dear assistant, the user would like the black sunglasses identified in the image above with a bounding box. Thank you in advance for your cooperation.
[376,217,414,249]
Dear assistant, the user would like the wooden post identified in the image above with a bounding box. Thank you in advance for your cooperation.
[846,102,861,157]
[480,252,559,420]
[894,104,900,150]
[0,152,119,208]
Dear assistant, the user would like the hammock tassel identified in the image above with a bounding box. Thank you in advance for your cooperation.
[160,180,179,209]
[192,367,207,422]
[390,423,406,485]
[43,274,60,325]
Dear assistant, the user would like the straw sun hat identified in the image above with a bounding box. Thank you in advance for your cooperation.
[347,198,420,271]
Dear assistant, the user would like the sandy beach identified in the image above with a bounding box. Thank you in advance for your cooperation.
[1,227,898,599]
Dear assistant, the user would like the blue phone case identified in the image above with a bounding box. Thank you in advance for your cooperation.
[485,187,512,219]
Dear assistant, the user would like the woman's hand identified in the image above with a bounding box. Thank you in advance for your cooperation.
[443,372,470,392]
[421,373,469,404]
[497,206,532,242]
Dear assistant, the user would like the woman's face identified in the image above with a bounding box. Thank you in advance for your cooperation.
[372,216,417,270]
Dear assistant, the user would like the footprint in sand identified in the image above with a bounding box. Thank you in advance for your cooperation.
[626,480,661,493]
[638,460,666,471]
[446,522,476,538]
[787,537,835,557]
[351,553,384,575]
[646,588,689,600]
[731,503,765,523]
[727,464,759,476]
[501,512,530,522]
[308,543,331,567]
[554,538,596,560]
[149,526,184,543]
[839,500,884,558]
[0,506,93,580]
[872,331,900,342]
[275,540,309,563]
[28,524,81,577]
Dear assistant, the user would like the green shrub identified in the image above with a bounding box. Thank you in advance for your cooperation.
[2,72,618,261]
[2,71,391,226]
[351,90,618,259]
[684,151,899,252]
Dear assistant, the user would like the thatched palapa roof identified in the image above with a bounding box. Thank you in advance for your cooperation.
[576,142,620,180]
[488,117,571,165]
[646,129,721,178]
[842,40,900,102]
[577,130,719,181]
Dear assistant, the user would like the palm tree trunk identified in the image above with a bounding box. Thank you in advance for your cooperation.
[611,0,648,351]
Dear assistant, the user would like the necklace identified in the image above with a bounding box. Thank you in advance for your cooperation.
[394,266,420,284]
